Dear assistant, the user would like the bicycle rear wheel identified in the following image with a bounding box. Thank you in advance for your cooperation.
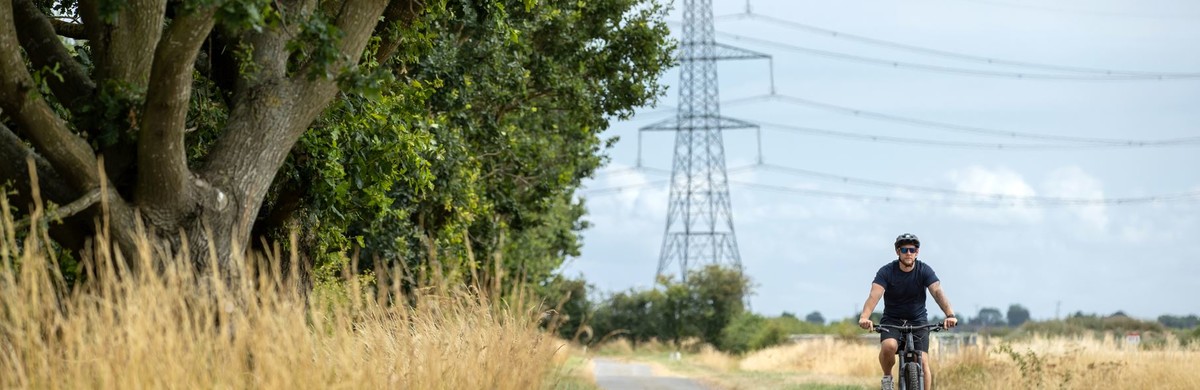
[903,362,921,390]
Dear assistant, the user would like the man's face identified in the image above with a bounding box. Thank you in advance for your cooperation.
[896,245,918,265]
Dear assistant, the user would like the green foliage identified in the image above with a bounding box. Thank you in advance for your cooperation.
[1157,314,1200,329]
[588,265,751,350]
[79,81,144,149]
[231,41,263,81]
[689,265,752,345]
[212,0,274,32]
[19,0,673,304]
[719,312,766,354]
[719,312,834,354]
[1015,312,1166,337]
[287,14,345,80]
[185,72,228,162]
[1006,304,1030,327]
[805,311,825,325]
[32,0,79,17]
[537,274,592,341]
[1184,326,1200,346]
[260,0,674,293]
[971,307,1005,327]
[287,78,443,274]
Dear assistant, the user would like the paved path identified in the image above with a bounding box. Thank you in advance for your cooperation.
[592,358,711,390]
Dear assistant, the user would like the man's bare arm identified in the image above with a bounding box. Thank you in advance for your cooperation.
[928,281,957,326]
[859,283,885,321]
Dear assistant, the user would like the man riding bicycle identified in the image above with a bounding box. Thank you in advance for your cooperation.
[858,233,958,390]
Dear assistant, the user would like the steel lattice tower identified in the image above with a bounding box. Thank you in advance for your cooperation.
[642,0,769,282]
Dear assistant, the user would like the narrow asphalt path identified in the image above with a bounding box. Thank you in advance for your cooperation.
[592,358,712,390]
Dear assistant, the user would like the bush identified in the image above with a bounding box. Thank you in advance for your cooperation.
[719,312,766,354]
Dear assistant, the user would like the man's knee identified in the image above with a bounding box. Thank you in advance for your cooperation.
[881,339,899,354]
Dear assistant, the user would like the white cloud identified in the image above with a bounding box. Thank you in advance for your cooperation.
[581,165,670,221]
[1043,166,1108,232]
[945,166,1042,223]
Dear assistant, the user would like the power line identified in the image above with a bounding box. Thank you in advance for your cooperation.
[714,30,1197,81]
[591,166,646,177]
[748,93,1200,147]
[729,179,1200,207]
[719,12,1200,78]
[938,0,1200,20]
[754,163,1200,205]
[755,120,1191,150]
[581,165,757,196]
[579,180,670,196]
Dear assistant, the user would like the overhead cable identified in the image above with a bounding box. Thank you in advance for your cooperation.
[755,120,1185,150]
[736,93,1200,147]
[939,0,1199,20]
[715,31,1197,81]
[754,163,1200,205]
[579,180,670,196]
[729,180,1200,207]
[719,12,1200,78]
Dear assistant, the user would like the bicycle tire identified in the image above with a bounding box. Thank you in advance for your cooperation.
[904,362,921,390]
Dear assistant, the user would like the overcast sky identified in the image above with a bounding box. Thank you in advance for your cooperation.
[562,0,1200,322]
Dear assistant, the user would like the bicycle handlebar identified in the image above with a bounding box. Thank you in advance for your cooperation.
[871,323,945,333]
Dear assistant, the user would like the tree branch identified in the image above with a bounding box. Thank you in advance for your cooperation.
[200,0,387,244]
[331,0,392,70]
[0,4,101,192]
[12,0,96,115]
[374,0,422,64]
[1,123,112,252]
[79,0,167,87]
[14,188,102,230]
[50,19,87,40]
[136,7,218,225]
[0,122,75,208]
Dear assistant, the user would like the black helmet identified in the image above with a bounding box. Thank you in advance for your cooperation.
[894,233,920,248]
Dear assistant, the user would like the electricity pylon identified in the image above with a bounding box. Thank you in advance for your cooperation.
[642,0,770,282]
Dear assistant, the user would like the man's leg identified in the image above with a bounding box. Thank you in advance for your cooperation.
[880,338,898,375]
[920,351,931,390]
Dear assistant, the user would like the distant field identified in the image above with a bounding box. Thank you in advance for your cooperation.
[595,334,1200,389]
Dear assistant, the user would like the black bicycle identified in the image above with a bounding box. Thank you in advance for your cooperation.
[872,323,944,390]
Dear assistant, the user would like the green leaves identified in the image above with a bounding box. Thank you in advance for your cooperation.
[587,265,754,349]
[253,0,672,293]
[79,80,144,149]
[287,14,345,80]
[213,0,274,32]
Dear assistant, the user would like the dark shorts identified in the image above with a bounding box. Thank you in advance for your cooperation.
[879,317,930,353]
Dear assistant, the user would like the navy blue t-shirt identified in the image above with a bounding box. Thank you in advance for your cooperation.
[873,259,939,321]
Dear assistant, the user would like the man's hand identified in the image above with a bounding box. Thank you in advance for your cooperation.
[943,315,958,329]
[858,317,873,330]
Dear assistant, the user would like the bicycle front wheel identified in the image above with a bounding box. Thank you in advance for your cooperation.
[903,362,921,390]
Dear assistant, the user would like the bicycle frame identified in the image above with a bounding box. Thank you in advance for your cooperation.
[873,323,944,390]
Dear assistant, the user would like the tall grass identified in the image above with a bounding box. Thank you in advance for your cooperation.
[0,196,568,388]
[937,334,1200,389]
[736,333,1200,389]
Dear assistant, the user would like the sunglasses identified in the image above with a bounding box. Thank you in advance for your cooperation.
[899,247,918,254]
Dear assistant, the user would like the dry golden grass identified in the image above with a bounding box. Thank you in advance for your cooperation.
[937,334,1200,390]
[0,199,566,389]
[733,333,1200,389]
[741,337,880,378]
[693,344,739,372]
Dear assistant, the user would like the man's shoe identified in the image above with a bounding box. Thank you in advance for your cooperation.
[881,375,895,390]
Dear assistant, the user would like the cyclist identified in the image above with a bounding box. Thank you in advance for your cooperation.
[858,233,958,390]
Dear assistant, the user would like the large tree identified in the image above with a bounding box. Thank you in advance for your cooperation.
[0,0,672,281]
[1,0,404,272]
